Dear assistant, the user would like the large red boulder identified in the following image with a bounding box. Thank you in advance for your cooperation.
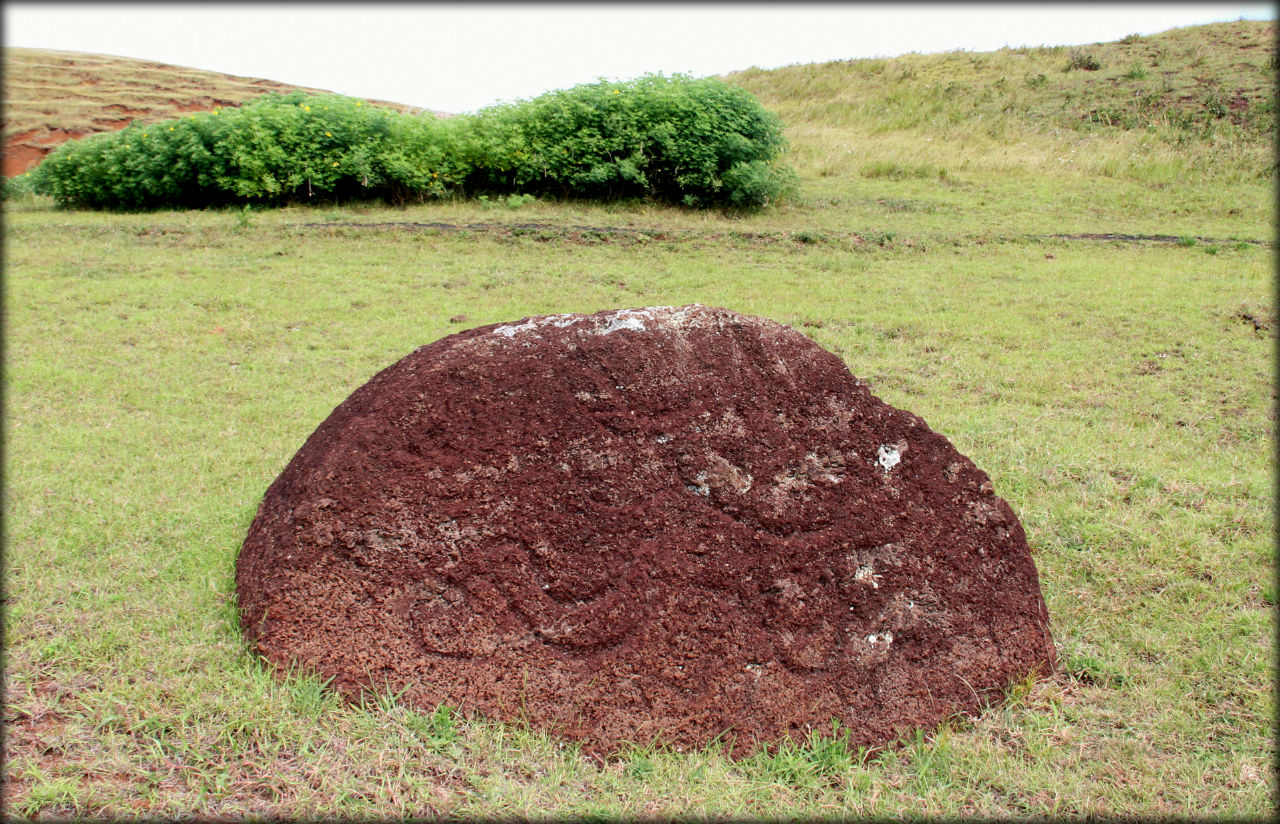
[236,304,1056,755]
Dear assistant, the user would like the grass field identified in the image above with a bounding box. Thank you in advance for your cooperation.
[3,20,1275,819]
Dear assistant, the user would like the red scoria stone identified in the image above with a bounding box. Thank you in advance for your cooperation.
[236,304,1056,756]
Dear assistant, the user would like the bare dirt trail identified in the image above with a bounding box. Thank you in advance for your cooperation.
[293,220,1272,248]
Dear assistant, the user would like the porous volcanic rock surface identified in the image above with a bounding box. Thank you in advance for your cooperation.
[236,304,1056,756]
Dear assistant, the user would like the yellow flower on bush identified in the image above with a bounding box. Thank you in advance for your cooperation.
[326,131,333,137]
[332,161,339,167]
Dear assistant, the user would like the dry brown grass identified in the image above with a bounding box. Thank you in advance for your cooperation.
[1,47,444,176]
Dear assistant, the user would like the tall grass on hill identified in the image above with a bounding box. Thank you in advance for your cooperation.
[726,20,1275,187]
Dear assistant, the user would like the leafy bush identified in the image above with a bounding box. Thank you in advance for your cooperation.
[34,76,794,211]
[35,92,469,209]
[1,171,39,201]
[460,73,793,207]
[1066,50,1102,72]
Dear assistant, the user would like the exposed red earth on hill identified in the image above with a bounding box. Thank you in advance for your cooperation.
[2,47,444,176]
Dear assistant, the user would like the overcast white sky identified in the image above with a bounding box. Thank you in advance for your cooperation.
[5,3,1274,114]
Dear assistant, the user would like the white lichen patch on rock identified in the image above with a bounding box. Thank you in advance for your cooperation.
[488,305,723,342]
[597,309,653,335]
[493,319,540,338]
[877,444,902,472]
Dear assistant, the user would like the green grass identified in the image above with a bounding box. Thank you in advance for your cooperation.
[4,200,1272,818]
[4,19,1275,819]
[728,19,1274,208]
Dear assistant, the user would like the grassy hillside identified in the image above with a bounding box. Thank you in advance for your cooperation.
[727,19,1274,188]
[1,48,445,176]
[2,20,1274,820]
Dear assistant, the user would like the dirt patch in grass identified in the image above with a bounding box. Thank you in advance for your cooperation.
[1047,232,1269,245]
[296,220,783,246]
[291,221,1273,249]
[1232,302,1275,335]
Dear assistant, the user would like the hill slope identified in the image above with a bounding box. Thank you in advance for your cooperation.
[4,20,1273,186]
[1,48,446,176]
[724,20,1274,187]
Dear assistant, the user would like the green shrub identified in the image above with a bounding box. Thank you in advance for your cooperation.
[1201,89,1229,120]
[460,73,793,208]
[36,92,470,210]
[1,171,39,201]
[1066,50,1102,72]
[37,106,246,209]
[35,76,793,211]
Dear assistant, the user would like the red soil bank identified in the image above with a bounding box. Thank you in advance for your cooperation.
[236,304,1056,756]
